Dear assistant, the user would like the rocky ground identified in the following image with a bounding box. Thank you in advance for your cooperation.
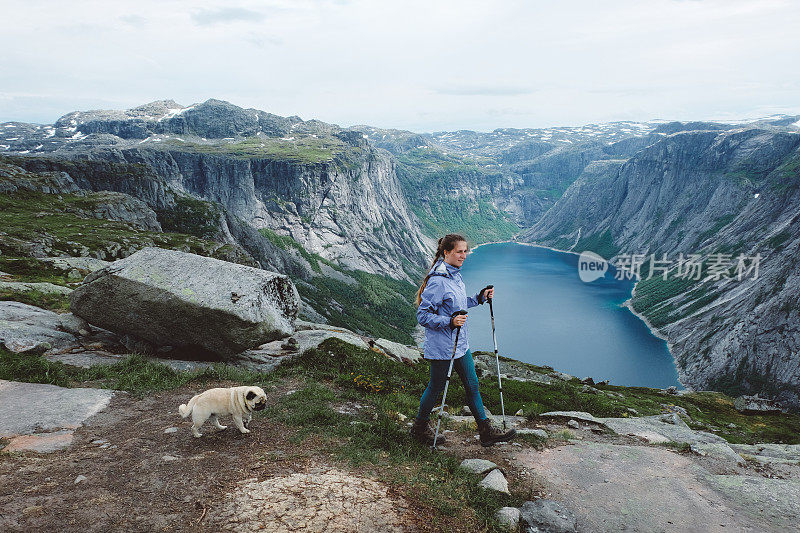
[2,374,799,532]
[0,380,430,532]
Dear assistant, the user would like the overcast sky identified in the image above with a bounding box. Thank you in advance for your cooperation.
[2,0,799,132]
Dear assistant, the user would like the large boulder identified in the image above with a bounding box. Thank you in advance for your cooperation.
[69,247,299,358]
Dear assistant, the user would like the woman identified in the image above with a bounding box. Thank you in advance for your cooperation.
[411,233,516,447]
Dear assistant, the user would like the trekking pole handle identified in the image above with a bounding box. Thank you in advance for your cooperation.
[482,284,494,302]
[450,310,468,329]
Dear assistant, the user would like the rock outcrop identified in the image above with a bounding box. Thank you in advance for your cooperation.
[69,247,299,358]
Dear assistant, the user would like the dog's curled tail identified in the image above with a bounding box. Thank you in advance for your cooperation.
[179,395,199,418]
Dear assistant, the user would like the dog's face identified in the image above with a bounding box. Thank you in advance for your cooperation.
[244,386,267,411]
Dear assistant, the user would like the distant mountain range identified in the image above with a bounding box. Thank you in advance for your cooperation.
[2,100,798,407]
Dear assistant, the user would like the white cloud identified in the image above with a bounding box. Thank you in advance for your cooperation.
[0,0,798,131]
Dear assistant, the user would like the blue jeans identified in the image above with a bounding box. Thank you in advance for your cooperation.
[416,349,487,422]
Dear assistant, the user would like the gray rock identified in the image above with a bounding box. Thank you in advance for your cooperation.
[293,319,346,332]
[459,458,497,475]
[74,475,87,484]
[478,469,509,494]
[40,256,111,275]
[665,386,678,395]
[548,371,575,381]
[0,281,73,296]
[517,428,549,439]
[734,395,784,414]
[690,443,746,467]
[289,328,369,354]
[233,340,296,372]
[0,380,114,453]
[539,411,604,424]
[69,247,299,358]
[373,338,422,364]
[520,499,577,533]
[729,443,800,464]
[164,427,179,434]
[495,507,521,531]
[57,313,91,336]
[567,420,580,429]
[601,414,727,447]
[0,301,78,353]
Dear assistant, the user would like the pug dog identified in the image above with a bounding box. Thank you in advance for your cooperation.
[178,386,267,438]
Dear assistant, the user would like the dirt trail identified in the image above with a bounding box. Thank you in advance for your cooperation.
[0,383,424,533]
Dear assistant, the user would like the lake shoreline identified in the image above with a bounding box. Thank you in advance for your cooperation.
[472,239,685,389]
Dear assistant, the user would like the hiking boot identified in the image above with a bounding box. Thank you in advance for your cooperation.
[410,418,446,446]
[477,418,516,447]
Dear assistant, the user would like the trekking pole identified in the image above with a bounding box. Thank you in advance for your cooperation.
[433,310,468,450]
[484,284,507,430]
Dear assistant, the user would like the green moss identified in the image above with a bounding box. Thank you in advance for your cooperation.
[0,256,71,285]
[164,135,359,165]
[0,288,71,313]
[156,195,222,239]
[0,188,249,264]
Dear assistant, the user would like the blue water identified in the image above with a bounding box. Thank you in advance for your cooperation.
[459,242,682,388]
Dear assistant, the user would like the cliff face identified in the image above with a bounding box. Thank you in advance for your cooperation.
[520,128,800,407]
[0,100,430,281]
[78,145,429,280]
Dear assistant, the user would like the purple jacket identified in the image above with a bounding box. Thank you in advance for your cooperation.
[416,259,485,360]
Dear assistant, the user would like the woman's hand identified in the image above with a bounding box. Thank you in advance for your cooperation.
[484,287,494,300]
[451,313,468,328]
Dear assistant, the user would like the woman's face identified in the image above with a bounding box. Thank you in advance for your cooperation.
[443,240,469,268]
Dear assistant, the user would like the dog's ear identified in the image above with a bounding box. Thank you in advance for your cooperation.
[246,390,257,401]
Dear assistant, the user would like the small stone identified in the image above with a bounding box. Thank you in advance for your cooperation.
[627,408,639,415]
[459,458,497,474]
[567,419,580,429]
[478,469,509,494]
[74,475,87,484]
[727,423,736,429]
[733,395,783,414]
[517,428,548,439]
[162,455,180,462]
[164,427,179,434]
[495,507,521,531]
[515,408,524,416]
[520,499,577,533]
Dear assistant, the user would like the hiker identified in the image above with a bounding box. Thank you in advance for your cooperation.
[411,233,517,447]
